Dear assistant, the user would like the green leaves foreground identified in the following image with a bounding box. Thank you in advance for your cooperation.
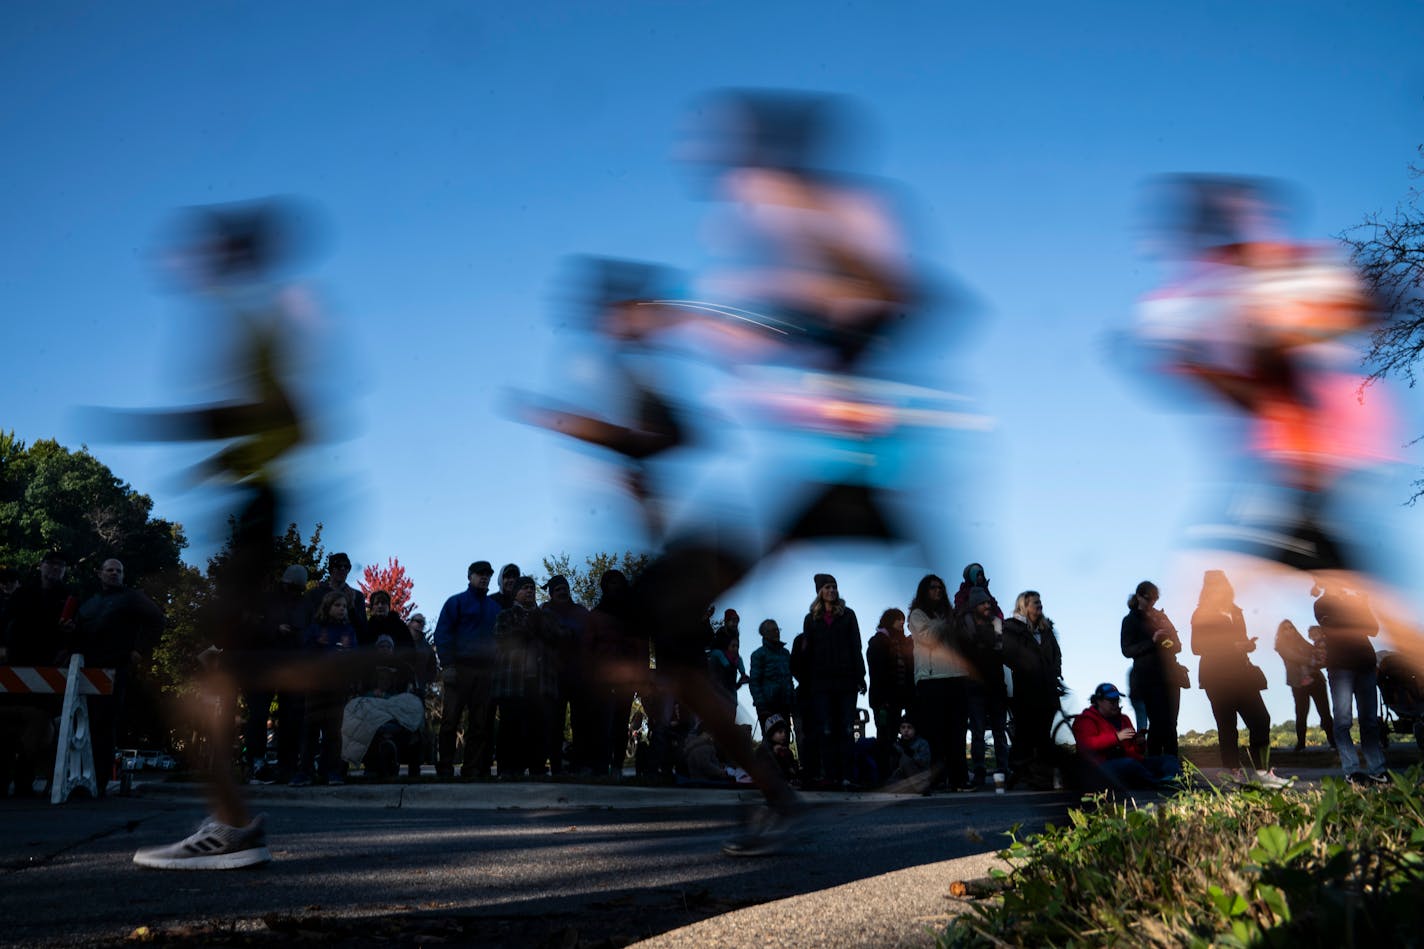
[944,768,1424,947]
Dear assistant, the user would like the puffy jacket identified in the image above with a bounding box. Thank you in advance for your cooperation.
[433,586,502,666]
[1002,617,1062,695]
[1072,705,1143,764]
[749,642,793,709]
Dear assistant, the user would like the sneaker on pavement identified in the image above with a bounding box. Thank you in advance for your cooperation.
[1252,768,1293,789]
[722,802,807,857]
[1347,771,1390,787]
[133,815,271,870]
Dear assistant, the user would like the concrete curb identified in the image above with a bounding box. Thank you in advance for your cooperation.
[130,778,932,810]
[630,849,1008,949]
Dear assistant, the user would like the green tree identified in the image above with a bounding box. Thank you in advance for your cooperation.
[0,433,186,589]
[540,550,650,607]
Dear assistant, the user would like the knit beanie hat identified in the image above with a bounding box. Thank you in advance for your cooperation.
[814,573,837,593]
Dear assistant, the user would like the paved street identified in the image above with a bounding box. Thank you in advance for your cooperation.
[0,781,1074,947]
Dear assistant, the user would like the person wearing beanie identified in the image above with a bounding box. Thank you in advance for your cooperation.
[957,583,1008,788]
[749,620,794,743]
[799,574,866,788]
[1002,591,1064,790]
[756,713,799,783]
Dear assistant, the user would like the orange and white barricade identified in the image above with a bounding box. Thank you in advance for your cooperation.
[0,656,116,803]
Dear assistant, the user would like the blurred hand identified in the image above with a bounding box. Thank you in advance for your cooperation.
[1117,726,1136,742]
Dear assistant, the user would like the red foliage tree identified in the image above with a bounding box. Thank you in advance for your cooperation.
[359,556,417,620]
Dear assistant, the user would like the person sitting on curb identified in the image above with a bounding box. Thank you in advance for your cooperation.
[757,714,800,784]
[1072,682,1180,791]
[885,715,932,793]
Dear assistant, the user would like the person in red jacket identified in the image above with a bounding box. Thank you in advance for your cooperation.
[1072,682,1179,790]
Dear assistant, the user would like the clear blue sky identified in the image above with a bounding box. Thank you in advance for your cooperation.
[4,2,1423,733]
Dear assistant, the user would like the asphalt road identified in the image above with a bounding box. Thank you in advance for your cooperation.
[0,782,1075,948]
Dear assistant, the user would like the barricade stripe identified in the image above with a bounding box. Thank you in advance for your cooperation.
[81,669,115,695]
[0,667,25,692]
[39,668,69,693]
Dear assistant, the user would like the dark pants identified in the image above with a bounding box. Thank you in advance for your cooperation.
[1206,687,1271,770]
[965,680,1009,775]
[1136,666,1180,758]
[244,689,302,776]
[496,692,550,776]
[1009,695,1058,785]
[438,664,494,776]
[298,691,344,779]
[915,677,969,787]
[1291,678,1334,747]
[806,689,857,783]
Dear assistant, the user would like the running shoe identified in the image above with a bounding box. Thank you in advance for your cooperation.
[722,802,807,857]
[133,815,271,870]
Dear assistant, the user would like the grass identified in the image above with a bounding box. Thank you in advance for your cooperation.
[942,765,1424,947]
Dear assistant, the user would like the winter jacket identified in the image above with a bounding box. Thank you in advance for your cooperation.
[1191,605,1262,694]
[749,642,794,709]
[493,604,561,700]
[1002,616,1062,698]
[1121,606,1177,683]
[302,621,356,651]
[866,629,915,712]
[75,586,164,668]
[433,585,501,667]
[1072,706,1143,764]
[956,611,1005,690]
[799,606,866,693]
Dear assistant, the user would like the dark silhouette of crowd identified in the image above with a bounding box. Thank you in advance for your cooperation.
[0,549,1410,798]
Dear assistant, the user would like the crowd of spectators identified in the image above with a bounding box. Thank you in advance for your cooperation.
[0,549,1407,797]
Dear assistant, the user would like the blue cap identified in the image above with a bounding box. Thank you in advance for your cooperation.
[1093,682,1122,701]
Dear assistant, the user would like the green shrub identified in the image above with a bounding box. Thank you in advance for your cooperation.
[944,766,1424,947]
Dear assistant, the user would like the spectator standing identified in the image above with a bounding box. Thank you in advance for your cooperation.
[586,569,644,776]
[866,607,914,748]
[748,619,794,744]
[799,574,866,787]
[1190,570,1288,787]
[707,625,748,716]
[292,591,357,786]
[1314,582,1388,785]
[1120,581,1183,758]
[1274,619,1335,751]
[541,574,589,776]
[246,564,311,783]
[305,553,368,646]
[491,564,522,610]
[432,561,501,779]
[958,587,1009,788]
[1002,590,1063,790]
[493,577,561,777]
[75,558,165,795]
[908,574,969,790]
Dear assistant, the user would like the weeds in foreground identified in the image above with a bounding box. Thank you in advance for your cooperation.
[944,765,1424,947]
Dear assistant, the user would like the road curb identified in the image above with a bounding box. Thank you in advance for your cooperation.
[629,849,1008,949]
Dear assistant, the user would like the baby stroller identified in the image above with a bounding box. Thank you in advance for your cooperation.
[1376,650,1424,752]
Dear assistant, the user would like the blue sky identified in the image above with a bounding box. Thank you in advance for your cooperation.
[4,2,1423,733]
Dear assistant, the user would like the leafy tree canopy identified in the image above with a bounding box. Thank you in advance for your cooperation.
[540,550,650,608]
[0,433,186,592]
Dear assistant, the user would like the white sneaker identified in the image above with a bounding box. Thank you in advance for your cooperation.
[1234,767,1291,790]
[133,815,271,870]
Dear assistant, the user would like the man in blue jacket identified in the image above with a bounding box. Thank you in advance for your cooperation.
[434,560,501,779]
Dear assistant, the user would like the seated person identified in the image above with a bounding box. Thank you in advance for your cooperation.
[885,715,932,793]
[757,714,800,784]
[1072,682,1179,791]
[341,635,425,779]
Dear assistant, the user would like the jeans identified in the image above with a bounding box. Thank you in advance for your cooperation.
[1100,754,1180,790]
[1327,665,1386,775]
[965,680,1008,775]
[806,689,858,782]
